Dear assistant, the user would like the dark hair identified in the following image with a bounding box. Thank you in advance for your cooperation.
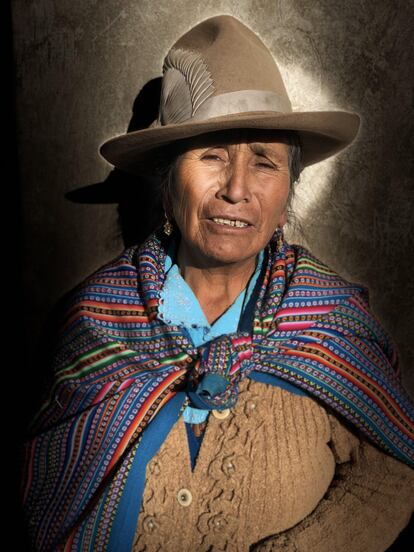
[143,129,303,229]
[285,130,302,210]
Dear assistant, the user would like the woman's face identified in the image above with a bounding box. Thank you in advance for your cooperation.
[169,129,291,268]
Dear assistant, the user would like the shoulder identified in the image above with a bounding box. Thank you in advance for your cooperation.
[74,245,140,295]
[83,245,139,285]
[286,241,371,306]
[283,241,400,372]
[55,245,142,329]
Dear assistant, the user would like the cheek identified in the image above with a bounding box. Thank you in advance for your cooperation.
[171,190,193,228]
[260,179,290,221]
[171,173,210,231]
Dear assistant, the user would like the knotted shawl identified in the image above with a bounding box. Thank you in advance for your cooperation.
[21,225,414,551]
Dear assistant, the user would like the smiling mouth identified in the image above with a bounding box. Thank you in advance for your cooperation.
[209,217,251,228]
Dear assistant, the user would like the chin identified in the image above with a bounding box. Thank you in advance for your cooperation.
[198,238,257,265]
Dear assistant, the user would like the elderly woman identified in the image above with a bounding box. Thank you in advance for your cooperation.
[21,14,414,552]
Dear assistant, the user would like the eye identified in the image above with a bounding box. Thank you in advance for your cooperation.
[256,161,276,170]
[254,155,277,169]
[202,154,223,161]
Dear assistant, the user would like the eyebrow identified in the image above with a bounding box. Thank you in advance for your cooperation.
[205,142,286,163]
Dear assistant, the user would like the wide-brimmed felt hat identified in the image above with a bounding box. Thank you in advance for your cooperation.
[99,14,360,174]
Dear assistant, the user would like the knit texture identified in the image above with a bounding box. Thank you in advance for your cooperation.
[134,377,336,550]
[20,225,414,551]
[133,378,414,551]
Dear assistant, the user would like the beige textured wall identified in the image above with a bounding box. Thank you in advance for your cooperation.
[12,0,414,426]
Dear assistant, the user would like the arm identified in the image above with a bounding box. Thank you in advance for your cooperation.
[251,410,414,552]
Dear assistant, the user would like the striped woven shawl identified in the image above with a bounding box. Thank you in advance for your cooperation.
[21,226,414,551]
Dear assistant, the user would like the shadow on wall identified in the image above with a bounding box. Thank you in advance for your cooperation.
[65,76,166,248]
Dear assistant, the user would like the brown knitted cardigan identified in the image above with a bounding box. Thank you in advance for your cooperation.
[132,377,414,551]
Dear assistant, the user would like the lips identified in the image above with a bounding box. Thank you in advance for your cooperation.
[207,215,253,226]
[205,218,253,231]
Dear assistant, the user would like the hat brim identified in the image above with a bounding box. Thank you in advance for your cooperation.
[99,110,360,175]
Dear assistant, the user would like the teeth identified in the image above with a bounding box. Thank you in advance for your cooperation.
[211,217,249,227]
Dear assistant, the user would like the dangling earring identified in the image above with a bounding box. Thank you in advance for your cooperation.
[275,225,284,247]
[163,211,173,236]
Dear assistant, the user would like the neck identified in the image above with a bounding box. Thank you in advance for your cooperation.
[176,238,258,324]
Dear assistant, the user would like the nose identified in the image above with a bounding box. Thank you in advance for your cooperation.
[216,155,252,204]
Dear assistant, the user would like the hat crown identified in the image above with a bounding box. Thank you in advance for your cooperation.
[172,15,290,100]
[152,15,292,128]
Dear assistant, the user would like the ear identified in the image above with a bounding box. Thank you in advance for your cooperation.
[161,182,174,219]
[278,209,288,227]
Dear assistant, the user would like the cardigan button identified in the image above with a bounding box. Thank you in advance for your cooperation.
[212,408,230,419]
[142,515,157,533]
[177,488,192,507]
[222,456,236,476]
[244,400,257,416]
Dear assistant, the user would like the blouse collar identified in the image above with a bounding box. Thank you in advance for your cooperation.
[157,234,265,340]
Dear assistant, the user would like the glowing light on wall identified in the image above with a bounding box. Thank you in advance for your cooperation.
[277,62,347,245]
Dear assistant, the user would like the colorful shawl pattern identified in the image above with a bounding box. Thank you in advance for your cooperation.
[21,226,414,551]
